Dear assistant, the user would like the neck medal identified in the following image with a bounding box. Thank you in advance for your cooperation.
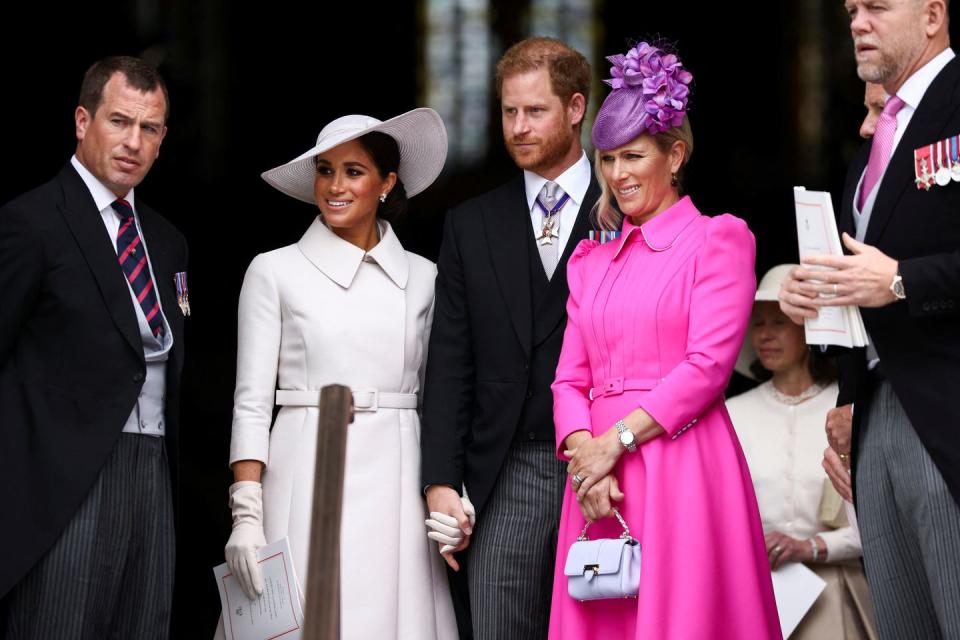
[535,192,570,245]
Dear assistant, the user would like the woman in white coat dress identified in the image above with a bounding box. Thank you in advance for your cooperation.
[221,109,458,639]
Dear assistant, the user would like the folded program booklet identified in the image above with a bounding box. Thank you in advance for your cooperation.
[214,537,304,640]
[793,187,869,348]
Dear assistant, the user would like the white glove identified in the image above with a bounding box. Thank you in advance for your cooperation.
[425,489,477,555]
[224,481,267,600]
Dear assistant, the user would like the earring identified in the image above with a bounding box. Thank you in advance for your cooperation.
[379,193,387,203]
[670,173,679,187]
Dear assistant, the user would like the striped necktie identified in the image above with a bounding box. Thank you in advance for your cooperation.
[112,198,165,338]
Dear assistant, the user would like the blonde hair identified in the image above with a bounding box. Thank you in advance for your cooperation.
[593,117,694,231]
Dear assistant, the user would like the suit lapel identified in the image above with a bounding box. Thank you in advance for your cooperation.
[864,57,960,245]
[483,176,532,356]
[56,164,142,358]
[532,177,601,346]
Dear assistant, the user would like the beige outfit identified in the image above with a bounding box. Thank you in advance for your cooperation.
[727,381,877,640]
[229,218,457,639]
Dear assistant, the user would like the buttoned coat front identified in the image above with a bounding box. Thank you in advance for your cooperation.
[228,218,456,640]
[549,197,781,639]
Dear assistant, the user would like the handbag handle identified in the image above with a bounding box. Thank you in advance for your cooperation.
[577,508,632,541]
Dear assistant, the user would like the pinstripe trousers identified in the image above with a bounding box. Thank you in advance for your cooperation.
[2,434,175,640]
[468,441,566,640]
[856,381,960,640]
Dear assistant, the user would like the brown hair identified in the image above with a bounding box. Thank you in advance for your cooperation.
[593,117,694,231]
[496,37,591,110]
[79,56,170,121]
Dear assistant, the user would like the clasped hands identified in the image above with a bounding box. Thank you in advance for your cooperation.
[822,404,854,502]
[424,485,475,571]
[564,428,625,522]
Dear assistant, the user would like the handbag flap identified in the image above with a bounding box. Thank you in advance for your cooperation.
[564,538,633,577]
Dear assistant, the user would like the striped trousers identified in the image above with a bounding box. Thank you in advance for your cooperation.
[2,434,175,640]
[468,441,566,640]
[856,381,960,639]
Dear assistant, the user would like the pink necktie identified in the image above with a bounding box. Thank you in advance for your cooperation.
[859,95,906,210]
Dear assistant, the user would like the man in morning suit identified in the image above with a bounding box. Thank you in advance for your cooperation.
[0,57,187,639]
[420,37,599,639]
[780,1,960,636]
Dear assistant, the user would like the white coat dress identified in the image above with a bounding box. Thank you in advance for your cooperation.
[228,217,458,639]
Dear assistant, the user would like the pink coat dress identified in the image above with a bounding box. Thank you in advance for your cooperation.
[549,196,781,640]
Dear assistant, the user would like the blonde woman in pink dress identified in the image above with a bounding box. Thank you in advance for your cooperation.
[549,42,781,639]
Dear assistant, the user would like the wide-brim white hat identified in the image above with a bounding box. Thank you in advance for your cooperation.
[261,107,448,204]
[734,264,799,380]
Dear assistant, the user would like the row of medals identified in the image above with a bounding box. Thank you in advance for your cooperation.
[915,139,960,190]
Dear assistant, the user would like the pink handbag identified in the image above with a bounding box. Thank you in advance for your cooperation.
[564,509,641,601]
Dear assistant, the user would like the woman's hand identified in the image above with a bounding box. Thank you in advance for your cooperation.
[565,429,622,500]
[578,475,625,522]
[765,531,825,569]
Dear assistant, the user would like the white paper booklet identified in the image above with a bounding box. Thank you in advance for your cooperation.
[214,537,304,640]
[793,187,869,348]
[771,562,827,638]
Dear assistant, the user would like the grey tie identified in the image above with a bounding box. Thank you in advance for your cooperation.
[537,181,563,279]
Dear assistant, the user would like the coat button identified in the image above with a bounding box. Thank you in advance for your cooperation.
[528,432,536,440]
[922,302,931,312]
[525,390,533,399]
[132,372,145,382]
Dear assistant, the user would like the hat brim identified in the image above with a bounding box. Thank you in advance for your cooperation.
[261,108,448,205]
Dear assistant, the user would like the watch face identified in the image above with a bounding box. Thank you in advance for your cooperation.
[892,277,906,299]
[619,430,635,446]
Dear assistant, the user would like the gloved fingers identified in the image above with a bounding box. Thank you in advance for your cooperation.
[245,547,264,597]
[440,543,457,555]
[427,531,463,547]
[425,517,462,538]
[428,511,460,528]
[460,496,476,525]
[234,554,258,601]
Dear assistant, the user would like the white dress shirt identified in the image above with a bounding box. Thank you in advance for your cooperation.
[727,381,862,562]
[524,151,592,256]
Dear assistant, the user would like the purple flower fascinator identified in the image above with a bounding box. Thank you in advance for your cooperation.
[591,41,693,150]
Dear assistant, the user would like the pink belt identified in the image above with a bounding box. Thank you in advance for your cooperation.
[588,377,662,401]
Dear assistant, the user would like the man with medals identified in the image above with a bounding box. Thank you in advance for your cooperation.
[420,37,601,638]
[780,1,960,637]
[0,57,188,638]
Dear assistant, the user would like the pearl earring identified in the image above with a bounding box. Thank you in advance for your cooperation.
[379,193,387,203]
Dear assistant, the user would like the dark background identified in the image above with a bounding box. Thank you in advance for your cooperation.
[2,1,948,636]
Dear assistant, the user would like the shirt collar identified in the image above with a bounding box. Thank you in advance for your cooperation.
[70,155,136,214]
[614,195,700,258]
[523,151,592,212]
[297,217,409,289]
[894,47,955,110]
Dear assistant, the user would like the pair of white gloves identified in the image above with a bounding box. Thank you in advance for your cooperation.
[224,481,477,601]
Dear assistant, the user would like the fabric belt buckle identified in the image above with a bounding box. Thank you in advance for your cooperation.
[353,388,379,412]
[603,377,624,397]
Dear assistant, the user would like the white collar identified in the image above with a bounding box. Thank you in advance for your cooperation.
[297,217,409,290]
[523,151,591,211]
[894,47,955,110]
[70,155,136,213]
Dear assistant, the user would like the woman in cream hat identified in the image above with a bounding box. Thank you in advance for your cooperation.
[727,265,877,639]
[221,108,459,639]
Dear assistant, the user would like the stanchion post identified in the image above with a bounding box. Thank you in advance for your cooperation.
[302,384,353,640]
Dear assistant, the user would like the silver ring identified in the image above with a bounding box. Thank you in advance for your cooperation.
[833,283,838,295]
[572,473,584,486]
[772,545,783,556]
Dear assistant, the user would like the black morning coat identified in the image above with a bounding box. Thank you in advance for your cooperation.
[0,163,187,597]
[838,56,960,509]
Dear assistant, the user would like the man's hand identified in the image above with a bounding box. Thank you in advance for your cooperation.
[779,265,822,323]
[826,404,853,455]
[823,446,854,502]
[794,233,899,308]
[425,485,472,571]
